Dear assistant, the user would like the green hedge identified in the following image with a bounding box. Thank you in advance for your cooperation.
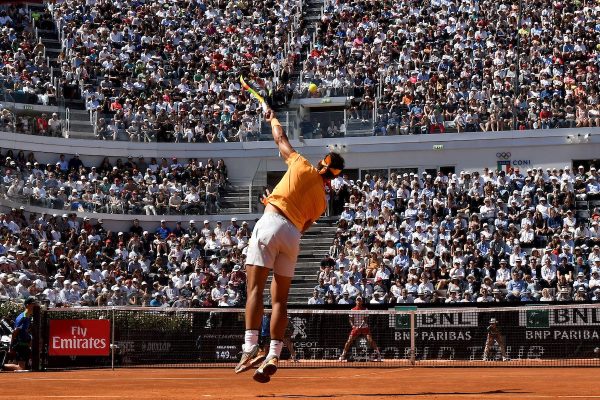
[1,302,195,333]
[45,308,194,333]
[0,301,24,323]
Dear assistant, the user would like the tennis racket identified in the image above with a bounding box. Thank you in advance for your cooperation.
[240,75,268,113]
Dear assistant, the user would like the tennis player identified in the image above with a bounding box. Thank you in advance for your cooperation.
[339,296,382,362]
[258,314,299,363]
[483,318,509,361]
[234,108,345,383]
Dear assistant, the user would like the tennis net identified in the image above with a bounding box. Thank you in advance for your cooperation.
[39,304,600,369]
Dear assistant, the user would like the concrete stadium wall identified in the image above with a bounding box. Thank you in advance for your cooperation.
[0,198,262,232]
[2,127,599,231]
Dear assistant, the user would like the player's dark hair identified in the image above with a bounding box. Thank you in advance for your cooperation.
[320,152,345,179]
[328,152,345,170]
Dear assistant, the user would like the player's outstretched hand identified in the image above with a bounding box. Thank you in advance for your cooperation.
[260,188,271,205]
[264,108,274,122]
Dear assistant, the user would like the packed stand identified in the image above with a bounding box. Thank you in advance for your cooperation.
[0,208,251,308]
[52,0,301,143]
[0,108,63,136]
[0,5,57,105]
[0,150,228,216]
[311,165,600,305]
[303,0,600,134]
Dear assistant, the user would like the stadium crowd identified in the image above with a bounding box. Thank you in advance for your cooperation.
[0,5,57,106]
[0,207,251,308]
[311,165,600,305]
[303,0,600,134]
[0,150,228,215]
[52,0,300,142]
[0,109,63,136]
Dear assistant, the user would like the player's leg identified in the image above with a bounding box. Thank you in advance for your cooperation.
[259,315,271,357]
[269,273,293,339]
[498,336,509,360]
[253,215,300,382]
[365,334,382,361]
[254,272,292,383]
[482,335,493,360]
[235,265,270,373]
[282,337,298,362]
[258,333,270,358]
[339,333,357,361]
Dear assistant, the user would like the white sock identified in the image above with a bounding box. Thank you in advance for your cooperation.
[244,330,259,352]
[267,340,283,359]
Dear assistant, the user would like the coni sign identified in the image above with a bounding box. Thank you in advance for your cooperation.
[495,152,532,171]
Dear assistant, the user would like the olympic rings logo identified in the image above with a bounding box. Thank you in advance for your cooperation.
[496,152,511,159]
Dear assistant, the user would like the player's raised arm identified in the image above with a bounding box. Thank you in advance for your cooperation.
[264,109,295,161]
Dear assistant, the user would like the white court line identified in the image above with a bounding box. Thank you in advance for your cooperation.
[37,395,600,398]
[24,377,231,381]
[42,397,121,399]
[24,370,413,382]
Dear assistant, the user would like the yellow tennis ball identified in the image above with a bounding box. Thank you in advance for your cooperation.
[308,83,318,93]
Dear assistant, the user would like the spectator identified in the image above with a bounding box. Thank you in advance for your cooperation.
[0,203,250,309]
[302,0,599,136]
[322,164,598,305]
[51,0,301,143]
[0,5,57,107]
[0,150,230,216]
[48,113,63,137]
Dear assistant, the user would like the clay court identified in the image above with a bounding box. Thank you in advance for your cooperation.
[1,367,598,400]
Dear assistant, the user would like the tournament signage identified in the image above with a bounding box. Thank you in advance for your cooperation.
[43,306,600,367]
[520,307,600,341]
[48,319,110,356]
[520,307,600,327]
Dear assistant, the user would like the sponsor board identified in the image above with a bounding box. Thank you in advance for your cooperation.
[44,307,600,367]
[391,310,478,329]
[48,319,110,356]
[520,308,600,328]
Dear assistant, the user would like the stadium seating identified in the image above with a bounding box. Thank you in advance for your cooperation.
[1,0,600,311]
[312,165,600,304]
[0,5,57,106]
[301,0,600,134]
[50,0,301,142]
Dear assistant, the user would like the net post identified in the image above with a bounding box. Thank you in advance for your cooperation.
[409,311,416,366]
[31,303,42,371]
[111,307,115,371]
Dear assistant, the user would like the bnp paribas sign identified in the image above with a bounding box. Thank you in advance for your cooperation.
[391,308,479,329]
[519,308,600,328]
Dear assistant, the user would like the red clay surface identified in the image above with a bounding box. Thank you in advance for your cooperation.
[1,368,599,400]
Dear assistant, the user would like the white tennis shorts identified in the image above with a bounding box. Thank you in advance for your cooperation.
[245,212,301,277]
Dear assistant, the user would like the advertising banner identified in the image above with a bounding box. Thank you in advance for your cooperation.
[48,319,110,356]
[43,306,600,367]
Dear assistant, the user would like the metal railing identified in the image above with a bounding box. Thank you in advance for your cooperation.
[64,107,70,137]
[249,159,267,214]
[2,190,225,217]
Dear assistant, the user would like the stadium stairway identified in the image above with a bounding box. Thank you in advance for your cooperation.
[265,216,338,304]
[30,3,97,139]
[344,120,373,137]
[218,185,258,215]
[258,108,296,140]
[303,0,324,34]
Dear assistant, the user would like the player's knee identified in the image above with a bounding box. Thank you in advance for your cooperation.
[271,295,288,308]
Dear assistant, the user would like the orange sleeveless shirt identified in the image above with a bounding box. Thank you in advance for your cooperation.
[265,152,327,231]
